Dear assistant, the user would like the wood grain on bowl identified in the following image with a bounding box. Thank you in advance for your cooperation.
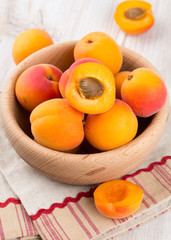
[0,42,169,185]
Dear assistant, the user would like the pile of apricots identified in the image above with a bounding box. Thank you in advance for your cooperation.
[15,31,167,154]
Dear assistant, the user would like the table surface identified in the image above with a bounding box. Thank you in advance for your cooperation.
[0,0,170,239]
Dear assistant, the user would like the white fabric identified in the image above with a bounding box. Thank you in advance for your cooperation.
[0,110,170,215]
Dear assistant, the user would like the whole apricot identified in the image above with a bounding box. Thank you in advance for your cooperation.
[12,28,53,64]
[85,99,138,151]
[114,1,154,35]
[30,99,84,151]
[15,64,62,112]
[74,32,122,75]
[121,68,167,117]
[65,62,115,114]
[59,58,102,98]
[115,71,130,99]
[94,180,143,218]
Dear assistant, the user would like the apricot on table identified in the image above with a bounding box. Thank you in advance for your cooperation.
[30,99,84,151]
[114,0,154,35]
[65,62,115,114]
[15,64,62,112]
[115,71,130,99]
[85,99,138,151]
[121,68,167,117]
[12,28,54,64]
[94,180,143,218]
[74,32,122,75]
[59,58,101,98]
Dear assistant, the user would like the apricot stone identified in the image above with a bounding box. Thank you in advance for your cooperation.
[30,99,84,151]
[85,99,138,151]
[121,68,167,117]
[74,32,122,75]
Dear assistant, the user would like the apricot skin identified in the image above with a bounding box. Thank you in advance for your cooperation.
[74,32,122,75]
[94,180,143,219]
[59,58,101,98]
[115,71,130,99]
[121,68,167,117]
[15,64,62,112]
[85,99,138,151]
[30,99,84,151]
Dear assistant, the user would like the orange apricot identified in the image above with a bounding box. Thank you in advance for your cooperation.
[74,32,122,75]
[30,99,84,151]
[12,28,53,64]
[114,1,154,35]
[94,180,143,218]
[115,71,130,99]
[15,64,62,112]
[121,68,167,117]
[85,99,138,151]
[59,58,102,98]
[65,62,115,114]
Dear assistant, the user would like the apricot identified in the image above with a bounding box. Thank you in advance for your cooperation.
[114,1,154,35]
[85,99,138,151]
[94,180,143,218]
[15,64,62,112]
[30,99,84,151]
[65,62,115,114]
[115,71,130,99]
[74,32,122,75]
[12,28,53,64]
[59,58,101,98]
[121,68,167,117]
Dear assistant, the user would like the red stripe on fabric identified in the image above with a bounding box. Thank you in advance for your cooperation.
[112,219,117,226]
[45,214,63,240]
[0,218,5,240]
[121,156,171,180]
[20,205,29,236]
[165,162,171,170]
[25,210,36,236]
[151,171,171,193]
[75,202,100,234]
[142,199,150,208]
[35,219,48,240]
[132,177,157,204]
[51,213,70,240]
[154,166,171,185]
[0,198,21,207]
[15,205,24,237]
[41,214,59,240]
[67,203,92,238]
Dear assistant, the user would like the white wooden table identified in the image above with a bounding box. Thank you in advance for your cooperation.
[0,0,170,239]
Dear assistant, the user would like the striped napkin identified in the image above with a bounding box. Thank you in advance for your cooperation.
[0,110,171,240]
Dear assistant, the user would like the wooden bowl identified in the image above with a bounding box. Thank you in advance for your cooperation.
[0,42,169,185]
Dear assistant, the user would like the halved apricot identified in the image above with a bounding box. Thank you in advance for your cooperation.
[65,62,115,114]
[94,180,143,218]
[114,1,154,35]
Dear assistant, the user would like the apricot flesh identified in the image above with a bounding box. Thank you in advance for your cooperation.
[94,180,143,218]
[59,58,102,98]
[85,99,138,151]
[74,32,122,75]
[121,68,167,117]
[65,62,115,114]
[30,99,84,151]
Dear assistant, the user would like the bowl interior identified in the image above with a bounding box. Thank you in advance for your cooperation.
[14,42,154,154]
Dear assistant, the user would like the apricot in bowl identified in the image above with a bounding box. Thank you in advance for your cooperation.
[0,42,169,185]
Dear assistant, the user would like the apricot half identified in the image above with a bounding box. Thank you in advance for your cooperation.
[114,0,154,35]
[121,68,167,117]
[94,180,143,218]
[30,99,84,151]
[74,32,122,75]
[85,99,138,151]
[65,62,115,114]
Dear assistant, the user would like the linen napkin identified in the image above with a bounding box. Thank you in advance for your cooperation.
[0,109,171,240]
